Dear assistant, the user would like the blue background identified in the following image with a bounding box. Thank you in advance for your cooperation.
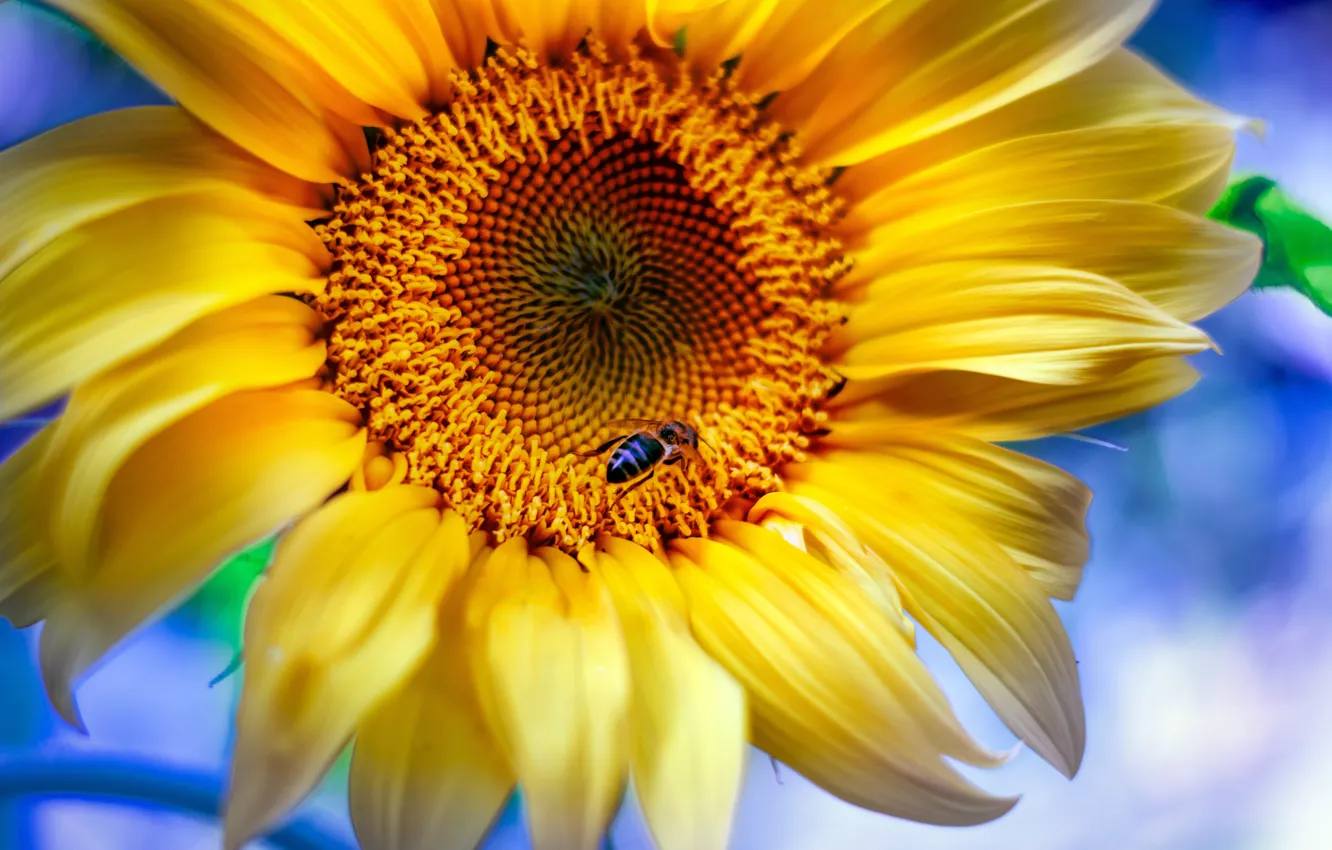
[3,1,1332,848]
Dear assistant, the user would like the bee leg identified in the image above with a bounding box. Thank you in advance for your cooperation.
[615,469,655,502]
[661,455,693,486]
[825,373,849,400]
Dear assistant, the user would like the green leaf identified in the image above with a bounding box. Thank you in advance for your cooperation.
[1208,176,1332,315]
[173,536,278,643]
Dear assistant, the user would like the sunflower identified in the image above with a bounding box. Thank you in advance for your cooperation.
[0,0,1261,848]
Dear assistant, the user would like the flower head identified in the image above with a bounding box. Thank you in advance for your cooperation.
[0,1,1261,849]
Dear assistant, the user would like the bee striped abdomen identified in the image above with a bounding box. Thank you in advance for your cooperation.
[607,434,664,483]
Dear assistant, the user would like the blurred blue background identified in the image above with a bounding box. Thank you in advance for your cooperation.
[3,1,1332,848]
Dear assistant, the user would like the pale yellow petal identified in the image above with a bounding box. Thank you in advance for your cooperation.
[846,200,1262,323]
[774,0,1155,166]
[351,636,514,850]
[816,437,1089,602]
[842,124,1237,234]
[833,264,1212,384]
[0,192,328,420]
[350,537,513,850]
[670,531,1016,826]
[224,489,475,850]
[45,0,363,183]
[0,431,58,629]
[837,48,1246,206]
[832,356,1202,443]
[788,463,1085,777]
[467,541,631,850]
[589,538,747,850]
[746,493,915,641]
[0,106,320,282]
[39,296,326,576]
[38,389,365,727]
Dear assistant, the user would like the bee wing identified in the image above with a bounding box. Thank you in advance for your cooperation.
[602,418,666,433]
[576,434,631,458]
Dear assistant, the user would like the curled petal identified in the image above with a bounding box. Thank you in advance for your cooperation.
[813,438,1089,601]
[833,264,1212,384]
[40,296,326,576]
[789,461,1086,778]
[0,431,58,628]
[588,537,747,850]
[748,492,914,640]
[842,124,1238,234]
[45,0,365,182]
[39,389,365,729]
[844,200,1263,323]
[837,48,1248,210]
[775,0,1156,165]
[466,540,632,850]
[350,535,513,850]
[670,529,1015,826]
[350,636,514,850]
[0,105,320,282]
[224,488,474,850]
[0,193,327,420]
[829,356,1201,443]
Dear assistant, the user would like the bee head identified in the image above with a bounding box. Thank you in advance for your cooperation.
[662,421,698,449]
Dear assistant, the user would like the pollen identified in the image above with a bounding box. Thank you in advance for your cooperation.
[313,41,849,552]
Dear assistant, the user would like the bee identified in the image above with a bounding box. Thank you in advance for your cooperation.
[580,418,703,495]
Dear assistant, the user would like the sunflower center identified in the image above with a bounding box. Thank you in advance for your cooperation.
[313,42,848,551]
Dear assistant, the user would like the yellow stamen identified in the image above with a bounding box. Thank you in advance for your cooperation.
[314,42,848,551]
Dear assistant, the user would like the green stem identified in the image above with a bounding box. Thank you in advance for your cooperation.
[0,755,355,850]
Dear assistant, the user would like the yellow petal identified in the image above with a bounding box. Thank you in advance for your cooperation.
[588,0,649,57]
[466,540,631,850]
[730,0,896,94]
[224,489,474,850]
[833,264,1212,384]
[38,388,365,728]
[350,536,513,850]
[813,439,1089,602]
[0,192,328,420]
[775,0,1156,166]
[220,0,432,121]
[837,47,1246,207]
[350,635,515,850]
[377,0,459,103]
[44,0,363,183]
[495,0,598,60]
[588,537,747,850]
[842,123,1237,235]
[845,200,1263,322]
[0,106,320,282]
[831,356,1201,443]
[788,462,1086,778]
[670,530,1016,825]
[430,0,510,69]
[39,296,326,577]
[746,492,915,641]
[0,431,58,629]
[647,0,782,70]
